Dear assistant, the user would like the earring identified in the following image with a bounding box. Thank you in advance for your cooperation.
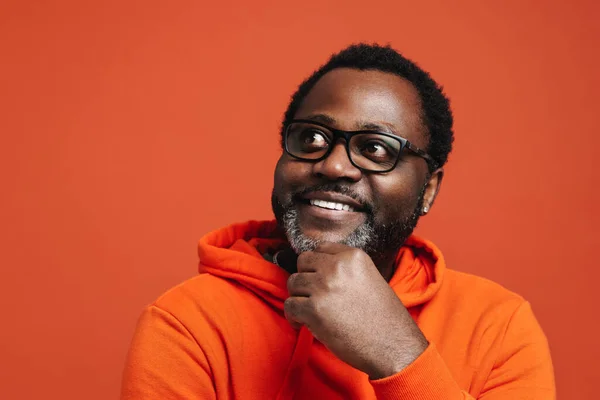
[422,206,429,215]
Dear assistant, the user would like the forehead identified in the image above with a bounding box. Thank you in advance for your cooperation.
[294,68,427,146]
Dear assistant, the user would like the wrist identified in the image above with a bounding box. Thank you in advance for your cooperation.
[366,335,429,380]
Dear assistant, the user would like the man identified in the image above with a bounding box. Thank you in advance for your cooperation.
[121,44,555,399]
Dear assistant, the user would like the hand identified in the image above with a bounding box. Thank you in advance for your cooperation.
[284,242,429,379]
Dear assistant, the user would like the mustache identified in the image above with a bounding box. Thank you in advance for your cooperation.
[290,183,373,213]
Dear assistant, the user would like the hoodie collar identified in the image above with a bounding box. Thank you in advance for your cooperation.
[198,220,445,310]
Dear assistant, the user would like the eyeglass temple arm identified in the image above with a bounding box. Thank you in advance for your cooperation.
[405,142,438,169]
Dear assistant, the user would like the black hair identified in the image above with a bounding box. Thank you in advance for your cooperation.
[281,43,454,171]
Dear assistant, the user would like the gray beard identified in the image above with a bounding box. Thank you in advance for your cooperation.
[282,207,377,254]
[274,185,425,261]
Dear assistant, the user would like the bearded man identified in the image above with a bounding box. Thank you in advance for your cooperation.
[121,44,555,400]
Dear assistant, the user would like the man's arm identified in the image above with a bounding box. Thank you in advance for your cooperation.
[120,305,216,400]
[475,301,555,398]
[369,300,555,399]
[285,243,556,399]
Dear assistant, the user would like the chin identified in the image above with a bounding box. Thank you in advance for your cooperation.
[281,204,371,253]
[286,227,347,254]
[302,229,349,244]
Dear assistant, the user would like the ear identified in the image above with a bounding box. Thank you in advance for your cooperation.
[421,168,444,215]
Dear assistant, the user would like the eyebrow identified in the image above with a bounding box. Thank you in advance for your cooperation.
[303,113,397,134]
[304,113,336,125]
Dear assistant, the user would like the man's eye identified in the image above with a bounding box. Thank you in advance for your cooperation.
[300,130,328,147]
[361,141,391,158]
[364,142,385,154]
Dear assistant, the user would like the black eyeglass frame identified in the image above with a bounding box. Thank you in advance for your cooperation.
[283,119,437,173]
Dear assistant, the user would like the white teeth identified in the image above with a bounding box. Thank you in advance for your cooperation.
[309,199,354,212]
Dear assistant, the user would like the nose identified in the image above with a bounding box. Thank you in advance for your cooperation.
[312,141,362,182]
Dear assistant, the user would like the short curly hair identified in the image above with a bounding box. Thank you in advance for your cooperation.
[281,43,454,171]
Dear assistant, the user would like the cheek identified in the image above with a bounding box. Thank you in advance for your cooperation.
[370,174,421,220]
[274,156,312,195]
[273,157,285,188]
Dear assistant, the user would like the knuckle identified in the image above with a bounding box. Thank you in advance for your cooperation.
[297,251,312,263]
[321,275,335,291]
[283,297,298,316]
[296,253,312,270]
[287,273,308,292]
[332,259,345,274]
[287,273,298,291]
[307,298,323,321]
[349,248,365,262]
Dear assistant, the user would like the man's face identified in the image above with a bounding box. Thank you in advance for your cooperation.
[272,68,433,259]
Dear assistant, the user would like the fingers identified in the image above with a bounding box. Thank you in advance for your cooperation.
[283,296,313,326]
[313,241,351,254]
[287,272,318,296]
[297,242,360,273]
[285,272,319,330]
[296,251,321,272]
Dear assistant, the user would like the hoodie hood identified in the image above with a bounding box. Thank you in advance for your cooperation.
[197,220,447,400]
[198,220,446,309]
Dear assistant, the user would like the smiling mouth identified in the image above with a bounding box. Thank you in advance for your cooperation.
[308,199,356,212]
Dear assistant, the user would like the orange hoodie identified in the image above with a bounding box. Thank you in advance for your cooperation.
[121,220,555,399]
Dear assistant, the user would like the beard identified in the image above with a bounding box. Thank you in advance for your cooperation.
[271,183,425,262]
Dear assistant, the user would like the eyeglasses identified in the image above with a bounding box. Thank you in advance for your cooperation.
[283,119,436,173]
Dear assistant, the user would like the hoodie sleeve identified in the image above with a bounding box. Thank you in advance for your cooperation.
[369,301,555,399]
[120,305,216,400]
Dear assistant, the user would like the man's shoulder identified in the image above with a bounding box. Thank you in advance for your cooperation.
[441,268,526,313]
[150,274,247,320]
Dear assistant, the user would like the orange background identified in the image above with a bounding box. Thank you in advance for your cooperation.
[1,1,598,398]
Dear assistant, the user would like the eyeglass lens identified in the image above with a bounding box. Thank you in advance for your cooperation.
[286,122,402,171]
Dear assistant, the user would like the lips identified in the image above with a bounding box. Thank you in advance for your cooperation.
[309,199,355,212]
[291,190,368,233]
[301,191,365,212]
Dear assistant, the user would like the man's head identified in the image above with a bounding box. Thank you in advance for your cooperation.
[271,44,454,264]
